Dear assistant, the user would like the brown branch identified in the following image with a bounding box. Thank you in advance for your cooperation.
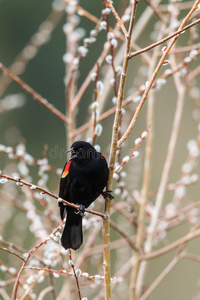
[102,2,139,299]
[68,250,82,300]
[0,247,25,262]
[140,255,183,300]
[159,1,196,12]
[0,63,69,125]
[170,42,200,54]
[145,0,168,24]
[71,47,200,139]
[0,288,11,300]
[118,4,200,147]
[143,228,200,260]
[105,0,128,36]
[0,172,106,219]
[12,223,63,299]
[110,220,137,250]
[0,8,64,97]
[129,19,200,58]
[38,287,54,300]
[186,64,200,82]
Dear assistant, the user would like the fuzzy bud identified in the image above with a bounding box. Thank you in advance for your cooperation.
[75,269,82,277]
[78,46,88,57]
[135,137,142,145]
[0,178,8,184]
[90,72,97,81]
[132,151,139,158]
[68,259,74,267]
[96,81,104,95]
[112,96,118,105]
[94,124,103,137]
[111,38,118,48]
[141,131,148,139]
[105,55,113,64]
[102,7,111,15]
[122,156,130,163]
[116,65,122,75]
[99,21,107,30]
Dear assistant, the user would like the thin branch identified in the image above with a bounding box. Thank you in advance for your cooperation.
[71,47,200,138]
[0,63,69,125]
[129,27,164,299]
[118,2,200,147]
[68,249,82,300]
[160,1,196,12]
[103,2,139,299]
[186,64,200,82]
[0,247,25,262]
[140,255,183,300]
[129,19,200,58]
[0,172,106,219]
[12,223,63,299]
[143,228,200,260]
[0,288,11,300]
[145,0,168,24]
[38,287,54,300]
[0,8,64,97]
[110,220,137,250]
[49,272,57,300]
[105,0,128,36]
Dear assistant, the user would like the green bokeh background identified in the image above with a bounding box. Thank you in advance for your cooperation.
[1,0,200,299]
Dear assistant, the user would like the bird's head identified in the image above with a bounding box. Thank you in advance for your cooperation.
[66,141,97,161]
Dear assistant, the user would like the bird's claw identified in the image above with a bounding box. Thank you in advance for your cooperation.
[102,190,114,200]
[75,204,86,217]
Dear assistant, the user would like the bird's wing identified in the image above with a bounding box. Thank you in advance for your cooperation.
[59,160,72,220]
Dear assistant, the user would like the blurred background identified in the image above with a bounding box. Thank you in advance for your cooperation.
[0,0,200,299]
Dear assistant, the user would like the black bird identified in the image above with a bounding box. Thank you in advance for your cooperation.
[59,141,110,250]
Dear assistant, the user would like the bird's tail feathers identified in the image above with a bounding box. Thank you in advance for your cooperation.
[61,209,83,250]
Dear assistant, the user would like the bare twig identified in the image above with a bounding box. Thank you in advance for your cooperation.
[105,0,128,36]
[0,63,69,125]
[103,2,139,299]
[129,19,200,58]
[143,228,200,260]
[38,286,54,300]
[0,172,106,219]
[68,250,82,300]
[140,255,183,300]
[118,1,200,147]
[0,247,25,262]
[12,223,63,299]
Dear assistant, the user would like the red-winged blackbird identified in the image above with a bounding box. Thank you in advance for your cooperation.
[59,141,110,250]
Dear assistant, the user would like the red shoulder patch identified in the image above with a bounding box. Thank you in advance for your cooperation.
[61,161,72,178]
[101,153,106,160]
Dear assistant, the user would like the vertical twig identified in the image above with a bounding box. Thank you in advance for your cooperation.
[68,249,82,300]
[129,22,167,299]
[103,1,139,299]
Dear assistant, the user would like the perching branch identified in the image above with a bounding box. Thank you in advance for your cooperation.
[0,172,106,219]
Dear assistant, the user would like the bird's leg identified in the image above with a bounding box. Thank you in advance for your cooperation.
[75,204,86,217]
[101,190,114,200]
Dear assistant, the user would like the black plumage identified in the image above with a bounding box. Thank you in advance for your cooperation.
[59,141,109,250]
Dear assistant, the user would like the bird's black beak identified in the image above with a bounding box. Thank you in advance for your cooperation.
[65,147,77,161]
[65,147,73,153]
